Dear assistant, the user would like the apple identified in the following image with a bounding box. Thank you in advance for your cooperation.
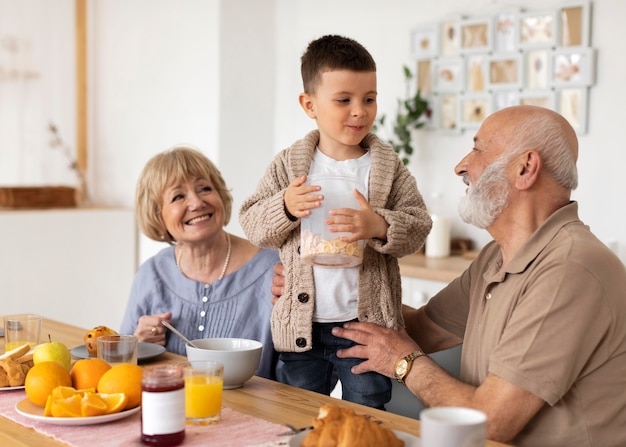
[33,336,72,371]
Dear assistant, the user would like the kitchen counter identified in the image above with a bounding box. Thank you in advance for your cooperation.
[398,253,474,283]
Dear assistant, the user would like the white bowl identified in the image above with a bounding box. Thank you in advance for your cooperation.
[186,338,262,389]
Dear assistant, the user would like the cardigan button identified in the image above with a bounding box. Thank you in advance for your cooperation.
[296,337,307,348]
[297,293,309,303]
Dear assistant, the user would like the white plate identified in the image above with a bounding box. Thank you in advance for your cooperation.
[70,343,166,362]
[15,397,140,426]
[288,429,421,446]
[0,385,25,391]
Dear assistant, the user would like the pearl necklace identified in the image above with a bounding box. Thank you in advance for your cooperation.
[176,233,231,283]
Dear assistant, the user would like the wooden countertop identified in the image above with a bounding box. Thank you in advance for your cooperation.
[398,253,473,283]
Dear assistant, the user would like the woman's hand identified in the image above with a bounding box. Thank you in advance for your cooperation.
[134,311,172,345]
[271,263,285,304]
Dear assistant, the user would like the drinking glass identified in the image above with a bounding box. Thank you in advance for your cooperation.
[184,360,224,425]
[96,334,138,365]
[3,314,42,352]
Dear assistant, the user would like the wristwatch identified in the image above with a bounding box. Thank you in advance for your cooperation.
[394,350,425,384]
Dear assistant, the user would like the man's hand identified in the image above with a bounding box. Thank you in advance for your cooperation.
[332,321,420,378]
[283,175,322,219]
[327,189,388,242]
[271,262,285,304]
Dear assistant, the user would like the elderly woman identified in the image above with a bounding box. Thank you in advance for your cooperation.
[120,146,281,380]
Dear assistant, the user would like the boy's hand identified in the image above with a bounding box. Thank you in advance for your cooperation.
[283,175,322,219]
[327,190,388,242]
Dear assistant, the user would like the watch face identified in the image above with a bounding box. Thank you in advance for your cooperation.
[396,359,409,375]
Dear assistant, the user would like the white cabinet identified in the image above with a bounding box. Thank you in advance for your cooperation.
[0,208,137,331]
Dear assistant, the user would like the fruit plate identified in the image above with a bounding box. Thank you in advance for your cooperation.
[70,343,166,362]
[15,398,140,426]
[0,385,25,391]
[288,429,421,446]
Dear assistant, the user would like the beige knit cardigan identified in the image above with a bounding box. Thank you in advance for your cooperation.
[239,130,432,352]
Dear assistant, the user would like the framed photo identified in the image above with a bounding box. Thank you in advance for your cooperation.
[492,90,520,112]
[433,94,461,132]
[559,1,591,47]
[433,57,465,93]
[416,59,433,95]
[557,87,588,134]
[460,17,492,54]
[524,49,551,90]
[519,90,556,110]
[440,17,462,56]
[551,47,595,87]
[519,10,558,49]
[487,53,522,90]
[412,24,439,59]
[493,9,519,53]
[466,54,488,93]
[459,94,491,129]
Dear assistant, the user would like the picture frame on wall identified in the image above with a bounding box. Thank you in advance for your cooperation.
[460,17,492,54]
[493,9,519,53]
[433,93,461,132]
[559,1,591,47]
[416,59,433,95]
[487,53,522,90]
[558,87,588,134]
[524,49,551,90]
[466,54,488,93]
[551,47,595,87]
[492,90,520,112]
[519,10,558,49]
[433,57,465,92]
[440,17,462,56]
[459,94,491,129]
[519,90,556,110]
[412,24,439,59]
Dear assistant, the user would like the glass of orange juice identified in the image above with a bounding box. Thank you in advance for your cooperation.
[3,314,41,352]
[184,360,224,425]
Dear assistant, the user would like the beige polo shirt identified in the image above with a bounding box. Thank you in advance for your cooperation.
[426,202,626,447]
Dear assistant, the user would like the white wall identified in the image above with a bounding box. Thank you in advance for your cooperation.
[3,0,626,269]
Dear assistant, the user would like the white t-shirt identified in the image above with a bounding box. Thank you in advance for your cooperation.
[308,148,371,322]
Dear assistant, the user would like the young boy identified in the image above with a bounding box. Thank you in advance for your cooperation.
[239,35,431,409]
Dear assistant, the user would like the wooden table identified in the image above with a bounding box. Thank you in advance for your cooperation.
[0,318,509,447]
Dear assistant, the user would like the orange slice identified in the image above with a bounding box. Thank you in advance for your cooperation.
[51,394,82,417]
[43,395,54,417]
[99,392,128,414]
[81,392,108,417]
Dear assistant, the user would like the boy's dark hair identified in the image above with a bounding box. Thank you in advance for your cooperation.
[301,34,376,94]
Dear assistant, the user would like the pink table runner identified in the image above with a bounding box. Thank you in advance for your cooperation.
[0,390,291,447]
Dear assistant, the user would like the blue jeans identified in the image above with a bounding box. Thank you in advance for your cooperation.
[279,320,391,410]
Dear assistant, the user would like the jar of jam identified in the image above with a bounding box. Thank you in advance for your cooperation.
[141,364,186,446]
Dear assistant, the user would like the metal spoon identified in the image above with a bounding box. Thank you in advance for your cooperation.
[161,320,200,348]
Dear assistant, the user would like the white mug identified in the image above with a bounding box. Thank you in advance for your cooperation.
[420,406,487,447]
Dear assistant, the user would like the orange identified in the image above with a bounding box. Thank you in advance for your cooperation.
[70,358,112,390]
[98,392,128,414]
[51,394,82,417]
[25,362,73,407]
[97,364,143,409]
[81,392,108,417]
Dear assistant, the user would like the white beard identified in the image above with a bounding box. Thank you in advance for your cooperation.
[458,156,511,229]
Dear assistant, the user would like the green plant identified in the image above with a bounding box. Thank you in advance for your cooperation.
[374,65,430,165]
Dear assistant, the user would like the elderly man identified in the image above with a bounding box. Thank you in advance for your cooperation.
[272,106,626,446]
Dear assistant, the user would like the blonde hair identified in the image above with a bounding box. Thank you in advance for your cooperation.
[135,146,233,244]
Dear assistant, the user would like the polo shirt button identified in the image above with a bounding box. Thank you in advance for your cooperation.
[296,337,307,348]
[485,292,492,300]
[298,293,309,303]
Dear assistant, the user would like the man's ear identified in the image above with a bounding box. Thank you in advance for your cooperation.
[515,150,541,190]
[299,92,316,119]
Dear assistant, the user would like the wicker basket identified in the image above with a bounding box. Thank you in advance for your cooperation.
[0,186,77,208]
